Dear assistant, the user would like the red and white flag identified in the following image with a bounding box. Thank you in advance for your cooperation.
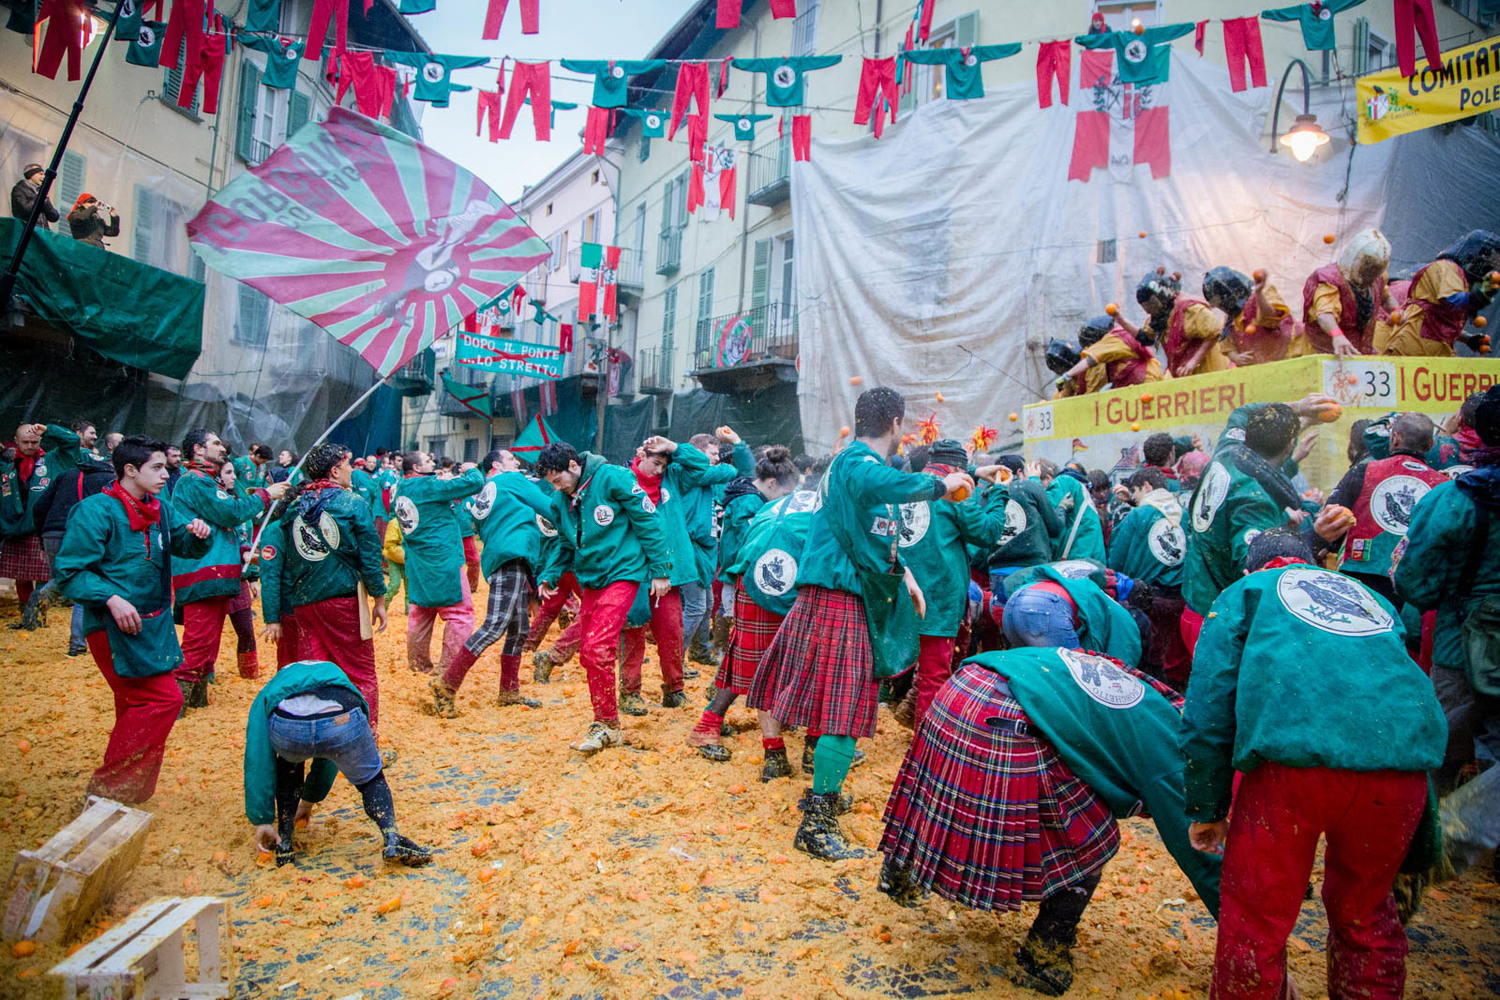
[578,243,619,322]
[1068,50,1171,182]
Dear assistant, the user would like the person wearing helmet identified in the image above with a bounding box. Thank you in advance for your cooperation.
[1045,339,1092,398]
[1203,267,1298,367]
[1301,228,1398,357]
[1381,230,1500,358]
[1052,315,1164,393]
[1137,271,1228,378]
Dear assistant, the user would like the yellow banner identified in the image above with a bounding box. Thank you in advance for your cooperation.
[1356,37,1500,144]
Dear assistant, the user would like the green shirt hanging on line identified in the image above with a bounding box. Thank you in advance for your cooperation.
[1074,23,1195,86]
[732,56,842,107]
[1261,0,1367,52]
[561,60,667,108]
[899,44,1021,100]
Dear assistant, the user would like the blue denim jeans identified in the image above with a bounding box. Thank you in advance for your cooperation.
[267,707,383,788]
[1002,587,1081,650]
[680,581,711,648]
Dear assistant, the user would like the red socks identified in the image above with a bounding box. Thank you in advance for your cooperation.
[694,710,723,737]
[762,736,785,751]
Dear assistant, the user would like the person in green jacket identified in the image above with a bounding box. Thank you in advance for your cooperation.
[756,387,972,861]
[987,454,1064,599]
[879,645,1220,997]
[171,428,287,712]
[678,428,755,668]
[260,444,388,730]
[685,446,801,762]
[1182,529,1445,1000]
[40,420,98,476]
[52,436,211,804]
[1038,462,1106,564]
[232,444,274,491]
[1394,384,1500,790]
[1,422,54,608]
[348,456,378,516]
[396,453,483,677]
[1004,564,1143,667]
[534,442,671,755]
[430,449,556,717]
[1107,467,1189,686]
[244,659,431,867]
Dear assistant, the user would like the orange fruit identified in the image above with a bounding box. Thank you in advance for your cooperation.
[1323,234,1336,244]
[1130,422,1141,431]
[848,376,863,386]
[11,941,35,959]
[838,426,851,438]
[1008,413,1018,422]
[375,895,402,914]
[726,784,746,795]
[1318,402,1343,423]
[1139,231,1147,239]
[1140,392,1153,403]
[475,867,496,882]
[1133,22,1145,34]
[344,875,366,889]
[1475,315,1488,328]
[1252,269,1267,282]
[1105,303,1119,316]
[935,391,944,402]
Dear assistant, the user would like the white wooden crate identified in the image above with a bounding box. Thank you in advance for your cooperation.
[50,896,233,1000]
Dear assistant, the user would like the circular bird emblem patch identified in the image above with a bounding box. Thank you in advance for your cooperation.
[1124,38,1149,63]
[293,511,340,562]
[645,112,663,130]
[773,65,797,89]
[394,496,419,534]
[738,117,751,130]
[1052,560,1097,578]
[897,502,931,548]
[611,65,625,78]
[470,481,497,521]
[753,548,797,596]
[1369,476,1431,535]
[1058,648,1145,710]
[422,62,445,83]
[1191,462,1232,533]
[594,504,615,526]
[1276,567,1394,636]
[783,490,822,514]
[1148,518,1186,566]
[536,514,558,537]
[216,489,230,500]
[137,24,156,46]
[1445,464,1474,480]
[964,53,977,67]
[1001,499,1028,544]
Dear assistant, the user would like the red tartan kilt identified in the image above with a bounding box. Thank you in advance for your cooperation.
[879,662,1119,911]
[754,585,879,738]
[0,535,50,583]
[715,579,783,695]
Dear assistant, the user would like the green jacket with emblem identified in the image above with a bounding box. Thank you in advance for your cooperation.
[1107,490,1185,589]
[0,447,51,538]
[259,486,386,623]
[988,478,1063,571]
[170,469,269,606]
[233,456,271,490]
[974,646,1221,917]
[1013,564,1142,666]
[640,444,716,588]
[541,452,670,591]
[1182,563,1445,824]
[900,483,1009,636]
[716,480,767,586]
[349,468,377,514]
[797,441,945,595]
[469,470,555,577]
[40,424,88,477]
[1047,474,1107,563]
[678,442,754,586]
[243,661,367,825]
[726,489,821,616]
[397,468,484,608]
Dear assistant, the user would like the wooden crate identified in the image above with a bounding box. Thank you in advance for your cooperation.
[50,896,233,1000]
[2,797,152,944]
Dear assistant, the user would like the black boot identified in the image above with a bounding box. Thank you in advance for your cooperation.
[1011,872,1099,996]
[792,791,869,861]
[760,746,792,782]
[188,677,210,709]
[16,587,50,630]
[802,739,817,775]
[878,855,924,908]
[176,679,194,718]
[383,833,434,866]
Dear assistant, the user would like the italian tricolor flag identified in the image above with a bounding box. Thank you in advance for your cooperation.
[578,243,620,322]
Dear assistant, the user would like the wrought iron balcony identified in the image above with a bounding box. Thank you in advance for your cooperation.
[391,347,436,397]
[746,136,791,208]
[689,301,798,394]
[565,246,645,303]
[636,346,674,395]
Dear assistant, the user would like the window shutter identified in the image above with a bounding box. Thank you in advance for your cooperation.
[57,151,85,212]
[695,268,715,353]
[287,87,311,136]
[163,56,199,115]
[132,185,155,265]
[750,239,771,309]
[236,62,261,161]
[639,134,651,162]
[662,284,677,380]
[1351,17,1370,76]
[633,202,646,252]
[237,285,270,345]
[955,11,979,47]
[675,168,690,228]
[659,178,673,233]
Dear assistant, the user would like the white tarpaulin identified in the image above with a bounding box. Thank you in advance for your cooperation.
[791,50,1500,455]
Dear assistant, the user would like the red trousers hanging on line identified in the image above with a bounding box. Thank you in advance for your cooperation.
[669,62,709,141]
[1194,20,1208,56]
[687,161,705,215]
[1222,16,1266,92]
[1036,40,1071,109]
[853,57,898,131]
[477,90,504,141]
[158,0,204,70]
[33,0,88,81]
[791,115,811,161]
[715,0,794,30]
[483,0,538,39]
[719,165,736,220]
[686,111,707,162]
[1212,762,1427,1000]
[1393,0,1443,78]
[180,33,226,113]
[918,0,935,42]
[499,60,551,140]
[303,0,349,60]
[583,106,611,154]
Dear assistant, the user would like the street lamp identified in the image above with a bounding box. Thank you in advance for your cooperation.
[1270,58,1330,162]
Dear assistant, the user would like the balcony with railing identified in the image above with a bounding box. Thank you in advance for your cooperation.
[746,135,792,207]
[566,246,646,303]
[689,301,798,394]
[636,346,674,395]
[391,347,436,396]
[438,367,493,418]
[656,228,682,275]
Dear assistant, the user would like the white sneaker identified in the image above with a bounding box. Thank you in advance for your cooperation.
[572,721,622,755]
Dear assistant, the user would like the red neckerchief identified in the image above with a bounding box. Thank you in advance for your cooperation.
[104,481,161,557]
[5,444,44,482]
[303,479,342,493]
[183,459,219,477]
[631,457,663,504]
[1259,556,1308,572]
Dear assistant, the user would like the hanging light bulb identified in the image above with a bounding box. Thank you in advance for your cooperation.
[1279,113,1330,163]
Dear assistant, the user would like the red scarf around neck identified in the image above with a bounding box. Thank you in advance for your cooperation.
[184,458,220,477]
[1259,556,1308,572]
[104,481,161,532]
[5,445,44,482]
[303,479,343,493]
[630,457,663,503]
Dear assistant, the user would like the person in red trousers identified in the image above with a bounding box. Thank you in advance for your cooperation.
[52,436,211,804]
[1182,529,1446,1000]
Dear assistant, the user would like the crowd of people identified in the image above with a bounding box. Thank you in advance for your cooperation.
[2,373,1498,998]
[1046,228,1500,396]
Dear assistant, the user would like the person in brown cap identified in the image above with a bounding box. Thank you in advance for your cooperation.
[10,163,59,230]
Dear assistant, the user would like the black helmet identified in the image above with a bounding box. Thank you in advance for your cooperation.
[1079,316,1113,348]
[1437,230,1500,285]
[1045,338,1081,375]
[1201,267,1252,316]
[1136,270,1181,309]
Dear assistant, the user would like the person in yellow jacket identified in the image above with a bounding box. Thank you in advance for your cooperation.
[1380,231,1500,358]
[382,519,408,615]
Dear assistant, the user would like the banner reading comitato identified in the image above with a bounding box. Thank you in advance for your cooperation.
[1357,37,1500,144]
[1023,355,1500,492]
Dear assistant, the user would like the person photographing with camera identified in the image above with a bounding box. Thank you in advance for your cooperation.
[67,193,119,249]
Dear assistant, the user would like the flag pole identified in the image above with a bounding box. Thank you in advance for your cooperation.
[594,315,610,452]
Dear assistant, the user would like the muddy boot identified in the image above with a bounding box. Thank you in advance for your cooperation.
[682,665,700,680]
[237,651,261,680]
[850,748,867,769]
[709,614,733,660]
[688,638,720,667]
[532,649,555,684]
[176,678,194,718]
[430,678,458,719]
[686,723,731,762]
[891,687,917,731]
[383,833,434,867]
[761,746,792,782]
[792,791,869,861]
[496,689,541,709]
[802,739,817,775]
[572,721,622,755]
[661,689,688,709]
[878,855,924,908]
[1011,936,1075,997]
[188,677,210,709]
[16,588,50,630]
[618,692,649,717]
[831,792,854,816]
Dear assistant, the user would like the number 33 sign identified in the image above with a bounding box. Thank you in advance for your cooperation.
[1323,360,1397,407]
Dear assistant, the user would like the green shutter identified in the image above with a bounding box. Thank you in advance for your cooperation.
[287,88,311,136]
[1351,17,1370,76]
[660,178,673,233]
[675,168,690,228]
[695,268,715,354]
[955,11,979,47]
[236,62,261,161]
[132,185,154,265]
[57,151,85,213]
[750,239,772,309]
[639,134,651,162]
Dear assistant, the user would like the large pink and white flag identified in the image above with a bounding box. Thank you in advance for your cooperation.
[187,107,550,376]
